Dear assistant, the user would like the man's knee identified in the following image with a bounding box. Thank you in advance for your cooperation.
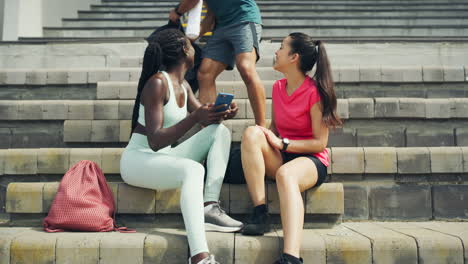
[236,60,256,82]
[197,67,216,83]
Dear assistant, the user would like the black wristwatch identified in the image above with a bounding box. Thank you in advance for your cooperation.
[282,138,290,151]
[174,5,184,16]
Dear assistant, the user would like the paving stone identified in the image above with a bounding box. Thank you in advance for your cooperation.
[339,67,359,82]
[47,70,67,84]
[344,222,418,264]
[433,185,468,219]
[402,67,423,82]
[119,100,134,119]
[406,128,455,147]
[235,232,281,264]
[412,222,468,264]
[70,148,103,168]
[207,232,235,264]
[462,147,468,173]
[10,229,57,264]
[331,147,364,174]
[102,148,123,174]
[306,183,344,214]
[1,70,26,85]
[155,189,181,214]
[315,225,371,264]
[41,101,67,120]
[443,66,465,82]
[357,128,404,147]
[423,66,444,82]
[120,120,132,142]
[425,98,452,119]
[430,147,463,173]
[119,82,138,99]
[4,149,38,175]
[0,128,12,149]
[97,82,120,99]
[360,67,382,82]
[18,101,43,120]
[397,147,430,174]
[118,183,156,214]
[343,184,368,220]
[369,185,431,220]
[348,98,374,118]
[25,70,47,85]
[0,101,19,119]
[37,148,70,174]
[375,98,399,117]
[91,120,120,142]
[381,67,404,83]
[99,232,146,264]
[88,69,110,83]
[451,98,468,118]
[0,149,5,175]
[6,183,44,213]
[94,100,119,120]
[68,100,94,120]
[144,228,188,263]
[230,184,255,214]
[336,99,349,119]
[109,69,130,82]
[328,128,356,147]
[64,120,92,142]
[398,98,426,118]
[43,182,59,212]
[364,147,397,173]
[277,230,326,264]
[0,228,30,264]
[67,70,88,84]
[377,222,464,264]
[56,233,101,264]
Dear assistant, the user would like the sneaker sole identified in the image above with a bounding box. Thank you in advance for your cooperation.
[205,223,243,233]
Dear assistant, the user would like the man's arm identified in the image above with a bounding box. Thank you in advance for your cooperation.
[169,0,200,22]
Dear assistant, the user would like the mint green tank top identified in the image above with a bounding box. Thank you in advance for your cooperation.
[137,71,187,129]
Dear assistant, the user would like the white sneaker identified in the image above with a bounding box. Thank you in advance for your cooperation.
[204,202,243,233]
[188,254,220,264]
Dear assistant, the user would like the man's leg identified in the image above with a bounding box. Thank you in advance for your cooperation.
[198,58,228,104]
[235,49,266,127]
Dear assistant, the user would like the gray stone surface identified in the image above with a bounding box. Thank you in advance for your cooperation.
[343,184,369,220]
[433,185,468,219]
[369,185,432,220]
[397,147,430,174]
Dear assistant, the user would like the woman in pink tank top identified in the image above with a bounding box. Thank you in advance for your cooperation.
[240,33,342,264]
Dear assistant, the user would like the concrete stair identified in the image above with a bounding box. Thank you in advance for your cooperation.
[0,222,468,264]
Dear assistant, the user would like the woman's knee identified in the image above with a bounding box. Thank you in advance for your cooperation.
[242,125,265,146]
[275,166,294,188]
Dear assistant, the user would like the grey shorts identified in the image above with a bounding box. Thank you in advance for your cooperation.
[202,22,262,70]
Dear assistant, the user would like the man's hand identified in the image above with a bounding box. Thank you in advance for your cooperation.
[169,8,182,23]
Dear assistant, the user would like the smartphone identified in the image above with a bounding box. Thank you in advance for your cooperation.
[214,93,234,112]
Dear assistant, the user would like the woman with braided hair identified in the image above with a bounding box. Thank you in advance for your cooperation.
[120,28,242,264]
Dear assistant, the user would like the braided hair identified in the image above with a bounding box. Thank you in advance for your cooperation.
[131,28,189,132]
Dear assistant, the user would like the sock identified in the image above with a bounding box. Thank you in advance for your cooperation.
[283,253,303,264]
[253,204,268,215]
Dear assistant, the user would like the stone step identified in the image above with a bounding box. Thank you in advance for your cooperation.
[42,25,468,38]
[1,98,467,147]
[77,10,468,19]
[1,65,466,86]
[4,182,343,228]
[1,147,467,221]
[3,42,468,69]
[0,222,467,264]
[62,17,468,28]
[89,4,468,11]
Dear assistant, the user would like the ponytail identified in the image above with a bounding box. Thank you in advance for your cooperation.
[288,33,342,128]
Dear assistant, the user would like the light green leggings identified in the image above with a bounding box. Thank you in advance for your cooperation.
[120,124,231,256]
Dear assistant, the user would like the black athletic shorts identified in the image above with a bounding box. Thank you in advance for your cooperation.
[281,151,328,188]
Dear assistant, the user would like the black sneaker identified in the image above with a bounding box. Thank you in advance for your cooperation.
[273,253,304,264]
[242,204,271,236]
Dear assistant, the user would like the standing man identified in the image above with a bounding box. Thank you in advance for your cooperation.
[170,0,266,127]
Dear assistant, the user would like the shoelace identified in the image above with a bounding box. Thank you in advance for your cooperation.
[204,255,220,264]
[212,202,226,216]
